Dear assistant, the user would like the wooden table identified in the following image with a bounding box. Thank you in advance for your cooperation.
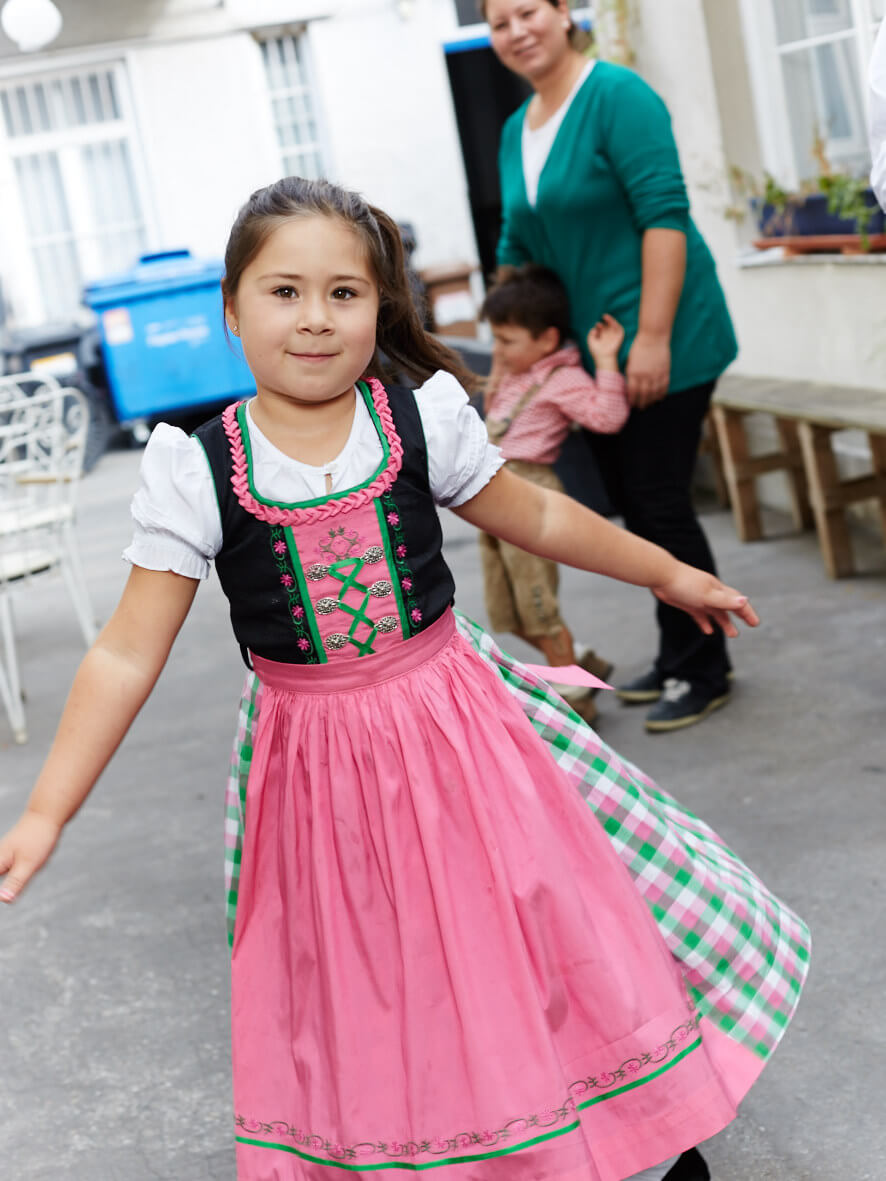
[710,377,886,578]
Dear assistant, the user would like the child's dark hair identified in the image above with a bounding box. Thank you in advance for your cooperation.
[222,176,476,390]
[481,264,572,346]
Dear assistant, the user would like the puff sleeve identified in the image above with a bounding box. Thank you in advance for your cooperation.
[122,424,223,579]
[413,371,505,507]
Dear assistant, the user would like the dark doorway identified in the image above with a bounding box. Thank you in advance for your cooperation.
[444,43,531,284]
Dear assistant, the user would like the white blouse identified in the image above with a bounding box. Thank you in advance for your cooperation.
[522,59,595,207]
[123,370,504,581]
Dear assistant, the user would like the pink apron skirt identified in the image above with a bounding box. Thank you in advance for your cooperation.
[228,611,798,1181]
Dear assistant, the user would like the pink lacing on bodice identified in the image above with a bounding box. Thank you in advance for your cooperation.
[222,378,404,526]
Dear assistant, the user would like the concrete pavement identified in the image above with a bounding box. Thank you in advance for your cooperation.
[0,443,883,1180]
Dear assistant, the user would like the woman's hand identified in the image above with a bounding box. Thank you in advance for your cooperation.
[625,331,671,408]
[587,314,625,372]
[651,563,759,638]
[0,810,63,903]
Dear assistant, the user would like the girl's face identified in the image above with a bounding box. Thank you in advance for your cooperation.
[486,0,572,82]
[226,215,380,408]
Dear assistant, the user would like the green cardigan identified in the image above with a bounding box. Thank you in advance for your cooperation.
[497,61,738,393]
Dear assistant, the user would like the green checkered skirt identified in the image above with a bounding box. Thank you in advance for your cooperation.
[224,611,809,1066]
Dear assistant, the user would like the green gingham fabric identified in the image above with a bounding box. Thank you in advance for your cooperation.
[453,611,810,1062]
[223,614,810,1059]
[224,673,262,948]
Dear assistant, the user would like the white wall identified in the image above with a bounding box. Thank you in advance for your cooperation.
[630,0,886,392]
[309,0,478,270]
[0,0,479,327]
[126,33,282,262]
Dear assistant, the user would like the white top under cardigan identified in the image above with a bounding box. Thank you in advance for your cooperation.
[522,59,595,207]
[123,370,505,581]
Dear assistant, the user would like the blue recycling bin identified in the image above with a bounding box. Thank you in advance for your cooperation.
[83,249,254,421]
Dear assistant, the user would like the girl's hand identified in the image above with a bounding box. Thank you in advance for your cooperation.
[587,314,625,371]
[652,564,759,638]
[0,810,63,903]
[626,331,671,408]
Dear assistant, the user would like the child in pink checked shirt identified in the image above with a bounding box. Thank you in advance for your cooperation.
[479,264,628,723]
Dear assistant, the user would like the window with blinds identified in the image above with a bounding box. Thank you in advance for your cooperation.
[0,67,147,323]
[260,34,327,181]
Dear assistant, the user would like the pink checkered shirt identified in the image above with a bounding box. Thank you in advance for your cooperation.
[486,344,628,464]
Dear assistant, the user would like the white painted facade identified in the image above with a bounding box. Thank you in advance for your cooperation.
[628,0,885,392]
[0,0,478,330]
[0,0,882,399]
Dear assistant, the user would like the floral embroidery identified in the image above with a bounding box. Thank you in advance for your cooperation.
[318,526,364,563]
[269,525,318,663]
[380,491,420,635]
[235,1020,700,1164]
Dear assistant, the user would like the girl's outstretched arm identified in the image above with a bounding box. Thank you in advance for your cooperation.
[453,468,758,637]
[0,566,199,904]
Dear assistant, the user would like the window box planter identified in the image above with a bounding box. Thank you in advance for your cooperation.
[751,189,885,241]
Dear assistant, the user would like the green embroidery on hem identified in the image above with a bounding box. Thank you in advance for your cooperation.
[235,1120,580,1172]
[575,1035,702,1110]
[234,1021,701,1169]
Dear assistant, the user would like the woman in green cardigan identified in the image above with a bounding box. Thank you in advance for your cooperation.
[486,0,739,736]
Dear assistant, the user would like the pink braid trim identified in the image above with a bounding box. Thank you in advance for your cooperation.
[221,378,404,526]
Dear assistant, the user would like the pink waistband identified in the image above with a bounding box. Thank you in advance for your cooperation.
[250,609,457,693]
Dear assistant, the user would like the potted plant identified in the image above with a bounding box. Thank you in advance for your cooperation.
[729,140,885,250]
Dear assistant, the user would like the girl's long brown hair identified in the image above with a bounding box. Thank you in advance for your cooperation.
[222,176,477,390]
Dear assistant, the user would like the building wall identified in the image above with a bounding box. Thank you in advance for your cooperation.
[125,33,281,262]
[0,0,479,329]
[309,0,477,270]
[631,0,886,393]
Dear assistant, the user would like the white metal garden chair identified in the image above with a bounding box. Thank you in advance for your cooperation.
[0,374,96,743]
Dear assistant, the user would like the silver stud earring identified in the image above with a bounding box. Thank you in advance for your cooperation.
[230,325,239,336]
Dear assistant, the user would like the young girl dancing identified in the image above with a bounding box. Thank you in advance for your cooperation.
[0,177,809,1181]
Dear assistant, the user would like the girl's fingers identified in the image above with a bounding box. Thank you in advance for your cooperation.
[734,599,760,627]
[0,860,28,903]
[710,588,759,629]
[709,609,739,638]
[658,580,758,635]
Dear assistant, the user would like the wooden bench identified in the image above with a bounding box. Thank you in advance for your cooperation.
[710,376,886,578]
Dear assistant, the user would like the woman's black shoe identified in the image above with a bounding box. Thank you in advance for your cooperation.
[663,1148,711,1181]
